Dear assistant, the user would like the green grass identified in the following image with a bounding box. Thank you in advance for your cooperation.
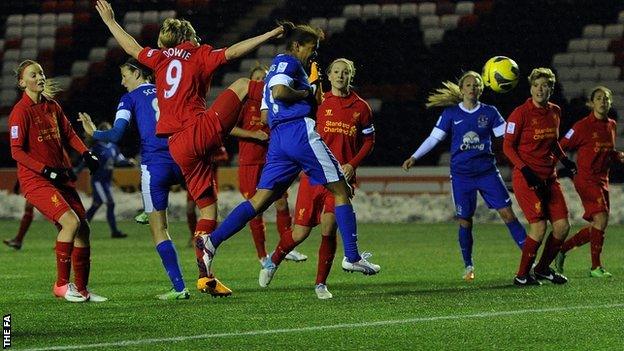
[1,220,623,350]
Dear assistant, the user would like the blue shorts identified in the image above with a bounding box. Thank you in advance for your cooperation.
[258,118,343,190]
[91,180,113,204]
[141,163,184,212]
[450,170,511,219]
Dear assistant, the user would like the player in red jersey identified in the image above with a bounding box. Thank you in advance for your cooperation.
[556,86,624,278]
[8,60,106,302]
[230,65,307,264]
[3,180,36,250]
[96,0,284,296]
[268,58,376,298]
[503,68,577,287]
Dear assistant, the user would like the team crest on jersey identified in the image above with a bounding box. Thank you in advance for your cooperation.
[592,132,599,139]
[477,115,488,128]
[534,201,541,213]
[531,118,538,125]
[51,194,61,207]
[325,109,333,116]
[352,111,360,122]
[298,208,306,220]
[277,62,288,73]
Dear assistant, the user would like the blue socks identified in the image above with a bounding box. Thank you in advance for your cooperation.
[156,240,185,292]
[209,201,257,249]
[506,219,527,249]
[458,226,473,267]
[334,204,361,263]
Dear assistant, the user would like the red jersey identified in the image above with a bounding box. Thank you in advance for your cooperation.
[138,42,228,136]
[237,80,269,165]
[316,91,375,169]
[560,112,617,182]
[9,92,88,190]
[503,98,563,179]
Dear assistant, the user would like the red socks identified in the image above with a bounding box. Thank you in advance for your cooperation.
[316,235,337,285]
[517,236,540,277]
[15,205,34,242]
[193,219,217,279]
[72,246,91,294]
[187,209,197,238]
[276,209,292,237]
[55,241,73,287]
[560,226,591,253]
[535,233,563,273]
[249,217,267,259]
[590,228,605,269]
[270,229,297,266]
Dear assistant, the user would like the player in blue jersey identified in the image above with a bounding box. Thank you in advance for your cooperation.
[195,22,380,288]
[78,58,189,300]
[76,121,132,239]
[402,71,526,281]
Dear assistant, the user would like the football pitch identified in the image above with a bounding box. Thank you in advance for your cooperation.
[1,220,623,350]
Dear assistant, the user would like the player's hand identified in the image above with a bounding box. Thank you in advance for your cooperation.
[42,167,70,184]
[402,157,416,172]
[253,130,269,142]
[341,164,355,182]
[82,151,100,174]
[560,157,577,178]
[271,25,285,39]
[78,112,96,136]
[618,151,624,163]
[520,166,543,189]
[95,0,115,25]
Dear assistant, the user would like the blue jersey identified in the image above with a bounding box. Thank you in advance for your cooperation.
[263,54,314,128]
[434,102,506,176]
[94,83,174,165]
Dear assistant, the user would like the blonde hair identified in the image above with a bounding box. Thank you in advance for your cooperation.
[327,58,356,88]
[528,67,556,87]
[15,60,61,99]
[426,71,483,108]
[587,85,613,109]
[158,18,197,48]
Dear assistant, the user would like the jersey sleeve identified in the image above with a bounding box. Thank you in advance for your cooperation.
[200,45,228,72]
[94,95,134,143]
[503,107,526,169]
[433,109,452,136]
[490,106,506,137]
[560,121,581,151]
[9,106,46,173]
[138,47,161,69]
[57,103,88,154]
[348,101,375,168]
[267,58,297,89]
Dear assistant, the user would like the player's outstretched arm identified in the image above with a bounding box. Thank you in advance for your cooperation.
[225,26,284,61]
[95,0,143,59]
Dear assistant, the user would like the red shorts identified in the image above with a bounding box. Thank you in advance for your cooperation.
[24,183,85,222]
[294,175,335,227]
[574,178,609,221]
[168,90,240,208]
[512,169,568,223]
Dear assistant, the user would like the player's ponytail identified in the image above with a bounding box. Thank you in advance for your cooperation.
[426,71,483,108]
[15,59,61,99]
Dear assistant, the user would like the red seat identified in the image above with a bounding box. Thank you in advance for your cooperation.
[141,23,160,44]
[608,39,624,53]
[56,25,73,39]
[458,14,479,29]
[41,0,59,13]
[74,12,91,26]
[105,47,127,66]
[4,39,21,50]
[474,0,494,15]
[57,0,75,13]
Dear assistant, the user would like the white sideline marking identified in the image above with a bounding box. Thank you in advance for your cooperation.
[21,303,624,350]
